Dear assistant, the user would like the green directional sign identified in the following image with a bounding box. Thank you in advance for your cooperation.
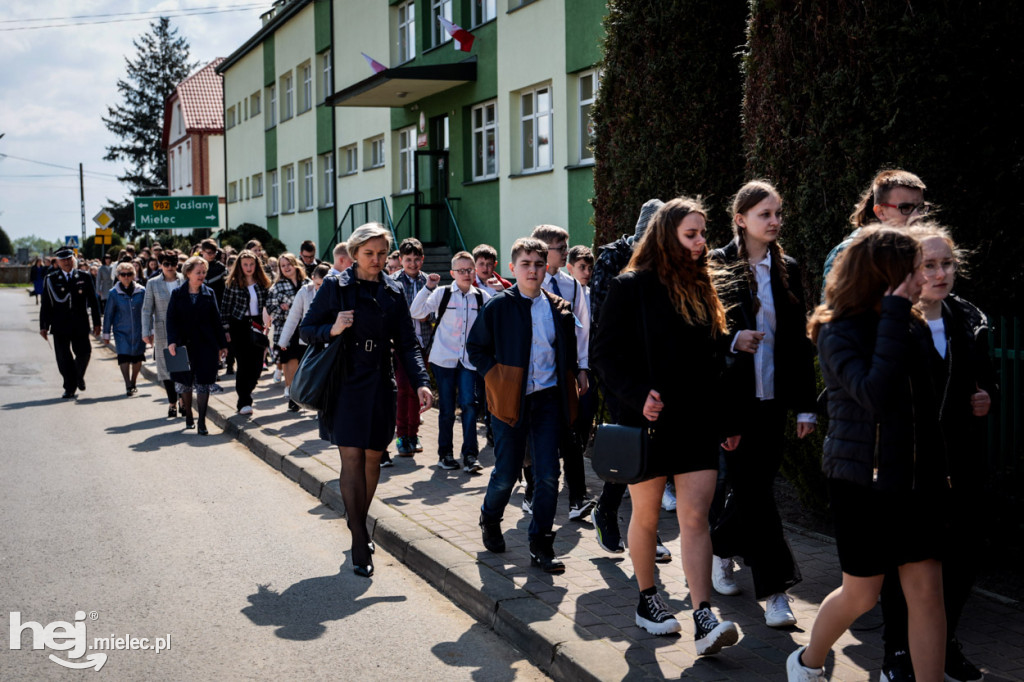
[134,196,220,229]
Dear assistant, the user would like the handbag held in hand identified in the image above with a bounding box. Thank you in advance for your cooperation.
[591,423,654,484]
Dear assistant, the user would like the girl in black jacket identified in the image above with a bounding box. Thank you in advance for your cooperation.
[300,223,432,578]
[708,181,818,628]
[220,249,271,414]
[789,227,945,682]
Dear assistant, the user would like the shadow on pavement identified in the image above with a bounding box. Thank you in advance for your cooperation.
[430,622,527,681]
[1,397,67,410]
[241,568,406,640]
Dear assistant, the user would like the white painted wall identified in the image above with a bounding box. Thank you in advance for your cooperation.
[222,46,267,231]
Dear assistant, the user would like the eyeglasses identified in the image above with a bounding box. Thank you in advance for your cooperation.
[877,201,931,216]
[452,268,474,276]
[552,245,568,254]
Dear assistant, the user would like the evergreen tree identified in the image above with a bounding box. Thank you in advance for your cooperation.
[0,225,13,255]
[102,17,197,237]
[592,0,748,246]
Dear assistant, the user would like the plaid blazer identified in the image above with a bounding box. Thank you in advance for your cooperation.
[220,282,268,329]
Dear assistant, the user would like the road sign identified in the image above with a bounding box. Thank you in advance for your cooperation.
[94,227,113,245]
[133,195,219,230]
[92,208,115,229]
[64,235,80,248]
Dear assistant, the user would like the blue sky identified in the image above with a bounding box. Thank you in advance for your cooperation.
[0,2,265,244]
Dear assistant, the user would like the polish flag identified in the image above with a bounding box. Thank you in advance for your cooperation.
[361,52,387,74]
[438,16,474,52]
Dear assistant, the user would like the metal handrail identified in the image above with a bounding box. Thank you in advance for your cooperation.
[443,197,467,253]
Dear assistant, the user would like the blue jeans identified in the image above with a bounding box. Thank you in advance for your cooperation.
[431,362,479,456]
[481,388,562,539]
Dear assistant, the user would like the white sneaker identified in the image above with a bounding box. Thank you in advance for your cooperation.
[661,485,677,511]
[765,592,797,627]
[239,405,253,415]
[711,555,741,596]
[273,369,282,383]
[283,386,289,399]
[786,646,826,681]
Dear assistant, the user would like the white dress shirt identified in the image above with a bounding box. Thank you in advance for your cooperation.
[542,269,589,370]
[410,283,490,370]
[525,290,557,395]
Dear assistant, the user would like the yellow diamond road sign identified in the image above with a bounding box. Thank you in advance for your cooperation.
[92,208,115,229]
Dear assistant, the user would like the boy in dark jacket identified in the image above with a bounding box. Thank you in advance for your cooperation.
[468,238,580,574]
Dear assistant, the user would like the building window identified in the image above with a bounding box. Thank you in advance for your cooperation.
[320,49,332,103]
[176,104,183,136]
[398,126,416,192]
[228,181,238,203]
[177,144,185,189]
[301,159,314,210]
[471,100,498,180]
[281,72,294,121]
[320,153,334,206]
[366,136,385,169]
[521,85,552,172]
[284,165,296,212]
[250,91,261,116]
[473,0,496,25]
[245,177,250,200]
[341,144,358,175]
[268,169,279,215]
[578,69,601,163]
[266,85,277,128]
[431,0,452,48]
[226,105,236,129]
[185,140,191,187]
[300,62,312,113]
[252,173,264,197]
[397,1,415,64]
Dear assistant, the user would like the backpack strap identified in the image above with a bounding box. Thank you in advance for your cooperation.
[435,285,454,327]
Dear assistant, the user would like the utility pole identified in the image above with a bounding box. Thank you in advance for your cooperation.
[79,163,86,249]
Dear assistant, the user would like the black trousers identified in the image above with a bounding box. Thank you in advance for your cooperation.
[229,317,264,409]
[710,399,801,599]
[52,332,91,393]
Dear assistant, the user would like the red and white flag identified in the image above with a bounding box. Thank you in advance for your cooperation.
[361,52,387,74]
[438,16,474,52]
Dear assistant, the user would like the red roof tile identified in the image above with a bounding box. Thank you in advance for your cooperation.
[176,58,225,132]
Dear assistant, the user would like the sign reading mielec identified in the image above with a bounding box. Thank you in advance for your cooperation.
[134,196,219,229]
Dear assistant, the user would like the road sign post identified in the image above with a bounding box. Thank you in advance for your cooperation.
[133,196,219,230]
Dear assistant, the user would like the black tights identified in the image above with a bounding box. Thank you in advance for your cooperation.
[337,447,382,566]
[119,362,141,389]
[179,391,210,428]
[162,380,177,404]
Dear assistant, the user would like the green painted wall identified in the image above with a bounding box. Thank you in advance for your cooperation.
[264,126,278,170]
[567,166,596,248]
[314,0,331,51]
[564,0,606,73]
[263,34,276,86]
[316,105,332,154]
[317,208,334,250]
[267,215,279,237]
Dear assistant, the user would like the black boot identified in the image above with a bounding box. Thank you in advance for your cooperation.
[529,532,565,574]
[479,513,506,553]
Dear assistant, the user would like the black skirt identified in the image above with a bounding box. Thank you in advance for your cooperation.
[321,366,397,450]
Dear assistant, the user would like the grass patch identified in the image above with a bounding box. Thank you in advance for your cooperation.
[0,283,32,288]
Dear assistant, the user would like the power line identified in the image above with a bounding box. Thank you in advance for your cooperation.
[0,5,263,32]
[0,153,121,178]
[0,3,262,23]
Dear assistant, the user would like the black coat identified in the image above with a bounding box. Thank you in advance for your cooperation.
[166,284,228,384]
[711,240,817,413]
[817,296,946,492]
[591,269,739,453]
[39,269,101,336]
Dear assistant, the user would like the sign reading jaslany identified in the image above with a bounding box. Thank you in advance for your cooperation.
[134,196,219,229]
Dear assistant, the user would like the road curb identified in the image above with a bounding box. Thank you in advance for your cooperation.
[119,350,625,680]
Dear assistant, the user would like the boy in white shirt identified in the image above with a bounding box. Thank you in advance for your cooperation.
[411,251,490,473]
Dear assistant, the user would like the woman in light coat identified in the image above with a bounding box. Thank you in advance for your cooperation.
[102,262,147,395]
[142,253,184,417]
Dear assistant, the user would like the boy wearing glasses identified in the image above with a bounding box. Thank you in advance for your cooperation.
[410,251,490,472]
[529,225,594,522]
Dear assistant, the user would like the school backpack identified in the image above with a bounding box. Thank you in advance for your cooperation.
[589,234,635,330]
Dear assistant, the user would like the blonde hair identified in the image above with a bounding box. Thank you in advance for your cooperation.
[347,222,392,253]
[181,255,208,278]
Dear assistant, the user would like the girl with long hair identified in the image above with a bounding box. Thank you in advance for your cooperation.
[708,181,818,627]
[592,197,742,654]
[220,249,272,415]
[266,253,308,411]
[789,227,946,682]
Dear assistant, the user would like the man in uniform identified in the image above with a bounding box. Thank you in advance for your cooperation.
[39,248,102,399]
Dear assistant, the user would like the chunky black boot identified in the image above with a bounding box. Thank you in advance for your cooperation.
[479,514,506,553]
[529,532,565,574]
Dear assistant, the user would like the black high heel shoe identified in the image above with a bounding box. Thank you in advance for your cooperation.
[185,417,195,429]
[352,562,374,578]
[197,423,209,436]
[368,540,375,554]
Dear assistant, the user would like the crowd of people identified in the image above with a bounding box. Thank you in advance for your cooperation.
[32,167,995,682]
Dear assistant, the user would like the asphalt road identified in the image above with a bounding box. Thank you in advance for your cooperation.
[0,288,545,681]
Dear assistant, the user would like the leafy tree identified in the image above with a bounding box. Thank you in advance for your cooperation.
[592,0,748,246]
[102,17,197,238]
[13,235,62,258]
[218,224,286,257]
[0,225,12,255]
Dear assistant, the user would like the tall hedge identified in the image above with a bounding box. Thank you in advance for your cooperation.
[743,0,1024,316]
[592,0,748,246]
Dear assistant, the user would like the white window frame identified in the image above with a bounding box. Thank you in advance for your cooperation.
[341,144,358,175]
[302,159,314,210]
[300,62,312,113]
[520,85,553,172]
[228,181,238,203]
[398,126,416,192]
[367,136,385,169]
[251,91,261,116]
[268,169,279,215]
[471,100,498,181]
[578,69,601,163]
[320,153,334,206]
[266,85,277,128]
[245,177,250,200]
[284,165,296,212]
[176,104,183,136]
[473,0,496,26]
[397,1,415,64]
[281,72,294,121]
[226,105,236,129]
[185,140,191,187]
[320,50,332,103]
[177,144,185,189]
[431,0,452,48]
[252,173,264,198]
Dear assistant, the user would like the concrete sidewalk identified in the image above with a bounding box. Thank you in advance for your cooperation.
[123,346,1024,681]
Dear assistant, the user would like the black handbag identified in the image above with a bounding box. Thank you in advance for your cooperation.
[290,337,345,411]
[590,277,657,484]
[250,321,270,349]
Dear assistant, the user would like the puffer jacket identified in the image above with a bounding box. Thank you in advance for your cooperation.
[817,296,946,492]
